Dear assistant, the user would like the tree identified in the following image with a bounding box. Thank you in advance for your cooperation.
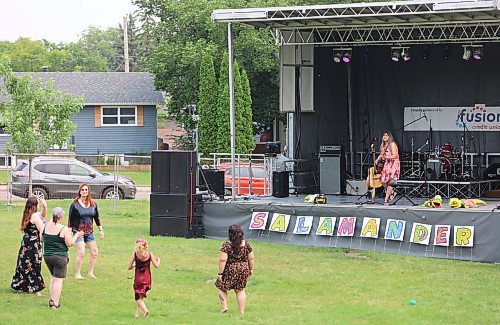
[215,52,231,153]
[197,53,218,156]
[0,61,84,195]
[241,68,255,153]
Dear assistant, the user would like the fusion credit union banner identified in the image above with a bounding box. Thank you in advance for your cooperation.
[404,104,500,131]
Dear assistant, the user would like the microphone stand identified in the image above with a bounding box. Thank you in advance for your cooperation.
[395,115,427,152]
[460,114,471,179]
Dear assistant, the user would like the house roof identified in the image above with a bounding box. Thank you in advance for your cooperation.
[1,72,164,105]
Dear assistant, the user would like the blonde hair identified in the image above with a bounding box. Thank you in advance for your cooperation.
[135,238,149,259]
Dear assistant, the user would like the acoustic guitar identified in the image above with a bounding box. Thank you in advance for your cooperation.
[365,144,383,200]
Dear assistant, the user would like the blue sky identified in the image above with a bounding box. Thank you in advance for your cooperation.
[0,0,137,43]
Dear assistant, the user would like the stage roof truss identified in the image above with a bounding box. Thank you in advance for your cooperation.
[212,0,500,46]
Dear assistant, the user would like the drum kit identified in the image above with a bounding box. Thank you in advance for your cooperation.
[426,143,463,180]
[405,141,470,181]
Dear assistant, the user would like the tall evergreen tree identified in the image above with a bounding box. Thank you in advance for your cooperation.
[241,68,256,153]
[197,53,218,156]
[233,60,246,154]
[215,52,231,153]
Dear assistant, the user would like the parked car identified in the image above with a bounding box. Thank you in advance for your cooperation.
[11,158,136,200]
[218,163,270,196]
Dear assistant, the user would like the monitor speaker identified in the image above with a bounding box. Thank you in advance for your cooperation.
[272,171,289,198]
[199,169,225,197]
[150,216,204,238]
[484,163,500,179]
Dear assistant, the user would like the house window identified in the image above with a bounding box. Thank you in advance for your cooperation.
[102,107,137,126]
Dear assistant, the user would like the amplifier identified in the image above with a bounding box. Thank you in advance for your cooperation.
[345,179,368,195]
[319,145,342,156]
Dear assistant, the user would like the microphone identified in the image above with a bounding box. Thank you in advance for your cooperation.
[422,113,428,121]
[372,137,378,142]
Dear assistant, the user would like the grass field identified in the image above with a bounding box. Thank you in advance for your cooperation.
[1,199,499,324]
[0,169,9,184]
[99,170,151,186]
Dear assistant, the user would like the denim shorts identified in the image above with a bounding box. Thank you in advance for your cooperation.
[74,231,96,243]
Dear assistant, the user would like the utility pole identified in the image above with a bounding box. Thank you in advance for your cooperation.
[123,16,130,72]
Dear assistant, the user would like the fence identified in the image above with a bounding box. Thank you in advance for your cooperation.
[1,152,280,213]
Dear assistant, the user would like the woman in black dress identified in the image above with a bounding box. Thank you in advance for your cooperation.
[11,196,47,295]
[215,225,255,314]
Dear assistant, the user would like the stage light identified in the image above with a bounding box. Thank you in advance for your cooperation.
[342,51,351,63]
[422,46,430,60]
[462,46,471,60]
[443,46,449,59]
[473,46,483,60]
[391,48,400,62]
[333,51,342,63]
[401,48,411,61]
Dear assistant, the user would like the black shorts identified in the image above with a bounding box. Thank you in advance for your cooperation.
[44,255,68,278]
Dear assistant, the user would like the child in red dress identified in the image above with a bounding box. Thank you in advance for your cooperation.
[127,238,160,318]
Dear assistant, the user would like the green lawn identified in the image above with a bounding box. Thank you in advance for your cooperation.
[1,199,499,324]
[0,169,10,184]
[99,170,151,186]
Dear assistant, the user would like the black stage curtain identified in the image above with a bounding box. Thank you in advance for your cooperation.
[305,44,500,163]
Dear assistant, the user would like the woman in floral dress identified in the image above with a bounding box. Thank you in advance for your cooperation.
[375,131,401,204]
[215,225,255,314]
[11,196,47,295]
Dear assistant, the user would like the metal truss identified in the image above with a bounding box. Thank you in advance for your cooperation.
[273,21,500,46]
[396,179,499,198]
[212,1,499,26]
[212,1,500,46]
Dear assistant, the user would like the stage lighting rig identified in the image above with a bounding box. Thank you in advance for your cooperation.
[333,50,342,63]
[473,45,483,60]
[401,47,411,61]
[462,46,471,60]
[391,47,400,62]
[333,48,351,63]
[342,50,351,63]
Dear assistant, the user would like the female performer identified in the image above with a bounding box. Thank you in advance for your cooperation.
[375,132,401,204]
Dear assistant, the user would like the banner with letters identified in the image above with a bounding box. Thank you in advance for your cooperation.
[404,105,500,131]
[203,203,500,263]
[249,212,474,247]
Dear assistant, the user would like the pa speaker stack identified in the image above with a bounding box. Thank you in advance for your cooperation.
[150,151,204,238]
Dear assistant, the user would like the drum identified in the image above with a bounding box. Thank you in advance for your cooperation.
[441,143,453,157]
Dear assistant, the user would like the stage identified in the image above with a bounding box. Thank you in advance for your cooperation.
[203,194,500,263]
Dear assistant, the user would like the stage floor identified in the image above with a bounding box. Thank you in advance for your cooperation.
[216,193,499,212]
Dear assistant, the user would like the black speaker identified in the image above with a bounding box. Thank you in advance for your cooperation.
[151,151,197,194]
[150,216,204,238]
[169,151,197,194]
[199,169,225,197]
[151,151,170,193]
[484,163,500,179]
[150,193,203,217]
[272,171,289,198]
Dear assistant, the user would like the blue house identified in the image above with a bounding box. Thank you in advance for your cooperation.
[0,72,163,156]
